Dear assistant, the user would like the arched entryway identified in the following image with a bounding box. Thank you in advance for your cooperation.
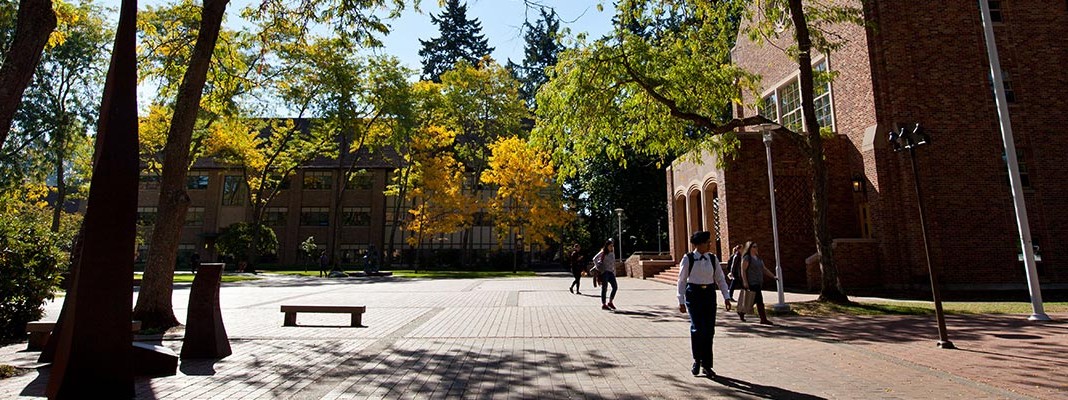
[672,192,688,261]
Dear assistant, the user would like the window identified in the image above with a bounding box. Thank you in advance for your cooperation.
[1002,148,1032,190]
[761,60,834,133]
[265,207,288,226]
[348,171,374,190]
[185,207,205,226]
[858,202,873,239]
[222,175,246,206]
[339,244,367,264]
[300,207,330,226]
[303,171,333,190]
[343,207,371,226]
[139,175,160,190]
[1001,70,1016,103]
[473,211,493,227]
[137,207,157,225]
[989,1,1003,23]
[186,173,209,190]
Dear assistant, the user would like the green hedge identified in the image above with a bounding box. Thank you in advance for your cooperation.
[0,207,68,344]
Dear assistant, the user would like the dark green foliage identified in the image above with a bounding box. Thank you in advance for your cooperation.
[418,0,493,82]
[507,8,565,109]
[0,205,67,344]
[215,222,279,260]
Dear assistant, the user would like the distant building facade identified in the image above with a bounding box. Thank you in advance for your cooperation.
[667,1,1068,291]
[137,125,514,268]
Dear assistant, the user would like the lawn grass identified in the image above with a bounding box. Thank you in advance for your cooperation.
[133,273,261,283]
[266,270,536,279]
[775,300,1068,317]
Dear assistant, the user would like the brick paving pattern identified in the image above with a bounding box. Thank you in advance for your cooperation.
[1,273,1064,399]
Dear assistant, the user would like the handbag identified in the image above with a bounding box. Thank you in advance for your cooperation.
[737,289,757,315]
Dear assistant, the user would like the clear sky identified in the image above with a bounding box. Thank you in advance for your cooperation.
[376,0,614,70]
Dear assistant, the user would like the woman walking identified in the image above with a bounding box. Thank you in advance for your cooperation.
[738,241,779,325]
[592,239,619,310]
[567,244,584,294]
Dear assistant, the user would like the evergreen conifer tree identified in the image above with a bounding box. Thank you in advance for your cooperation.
[507,8,565,109]
[418,0,494,82]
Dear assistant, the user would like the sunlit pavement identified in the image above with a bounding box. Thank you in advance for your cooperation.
[1,272,1064,399]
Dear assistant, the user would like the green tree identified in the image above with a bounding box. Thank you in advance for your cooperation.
[214,221,278,262]
[417,0,493,82]
[0,0,58,149]
[203,118,336,268]
[534,0,861,302]
[506,7,565,109]
[2,0,109,234]
[135,0,412,330]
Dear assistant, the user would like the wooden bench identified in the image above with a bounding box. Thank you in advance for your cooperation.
[280,305,366,327]
[26,320,143,351]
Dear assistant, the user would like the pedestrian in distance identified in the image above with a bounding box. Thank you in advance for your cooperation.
[726,245,744,312]
[592,238,619,310]
[678,231,732,377]
[319,251,329,278]
[738,241,779,325]
[567,243,585,294]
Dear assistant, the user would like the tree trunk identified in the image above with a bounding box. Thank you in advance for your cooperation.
[51,131,65,232]
[133,0,230,330]
[789,0,847,303]
[0,0,56,149]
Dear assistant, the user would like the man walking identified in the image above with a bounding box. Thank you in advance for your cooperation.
[677,231,732,377]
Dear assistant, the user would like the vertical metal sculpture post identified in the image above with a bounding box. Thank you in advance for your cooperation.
[47,0,140,397]
[890,125,954,349]
[614,208,624,259]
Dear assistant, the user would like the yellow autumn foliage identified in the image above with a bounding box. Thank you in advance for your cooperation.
[480,136,571,247]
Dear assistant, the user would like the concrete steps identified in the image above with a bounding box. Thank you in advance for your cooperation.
[650,265,680,285]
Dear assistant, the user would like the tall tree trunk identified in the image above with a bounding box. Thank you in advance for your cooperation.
[133,0,230,330]
[51,130,65,232]
[789,0,847,303]
[0,0,56,149]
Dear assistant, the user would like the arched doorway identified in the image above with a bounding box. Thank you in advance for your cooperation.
[673,193,688,260]
[702,181,721,258]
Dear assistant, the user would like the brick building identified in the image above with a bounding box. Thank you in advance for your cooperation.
[667,1,1068,291]
[137,123,514,268]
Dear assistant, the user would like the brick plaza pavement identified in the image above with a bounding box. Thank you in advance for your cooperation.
[1,273,1064,399]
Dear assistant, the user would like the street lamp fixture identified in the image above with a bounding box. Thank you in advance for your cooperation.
[614,208,624,260]
[757,123,789,312]
[851,176,866,193]
[890,123,954,349]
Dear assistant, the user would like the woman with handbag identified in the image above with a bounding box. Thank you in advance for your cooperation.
[739,241,779,325]
[591,238,618,310]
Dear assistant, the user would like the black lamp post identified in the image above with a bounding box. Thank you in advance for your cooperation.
[890,123,954,349]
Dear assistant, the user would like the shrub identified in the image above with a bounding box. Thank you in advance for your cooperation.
[215,222,278,261]
[0,204,68,344]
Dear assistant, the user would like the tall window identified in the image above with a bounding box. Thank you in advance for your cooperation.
[348,171,374,190]
[265,207,288,226]
[303,171,333,190]
[339,244,367,264]
[760,60,834,133]
[139,175,160,190]
[300,207,330,226]
[989,1,1003,22]
[186,173,209,190]
[1003,148,1032,189]
[1001,70,1016,103]
[137,207,157,225]
[185,207,205,226]
[343,207,371,226]
[222,175,246,206]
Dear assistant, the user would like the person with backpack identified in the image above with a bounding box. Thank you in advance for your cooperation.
[677,231,732,377]
[592,238,618,310]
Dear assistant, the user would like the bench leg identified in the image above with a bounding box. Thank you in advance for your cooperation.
[350,313,362,327]
[27,332,50,351]
[284,312,297,326]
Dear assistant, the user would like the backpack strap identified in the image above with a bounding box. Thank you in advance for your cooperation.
[687,252,698,275]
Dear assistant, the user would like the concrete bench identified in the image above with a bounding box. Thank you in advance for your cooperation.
[26,320,143,351]
[281,305,366,327]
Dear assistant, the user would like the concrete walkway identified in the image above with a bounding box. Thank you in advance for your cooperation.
[1,272,1064,399]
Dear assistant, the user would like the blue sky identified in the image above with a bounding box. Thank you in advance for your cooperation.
[377,0,614,69]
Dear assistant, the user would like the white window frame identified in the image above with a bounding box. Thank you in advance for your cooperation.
[758,56,836,134]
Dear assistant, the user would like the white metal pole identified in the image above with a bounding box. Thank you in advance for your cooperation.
[763,132,788,312]
[617,212,623,259]
[979,0,1049,321]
